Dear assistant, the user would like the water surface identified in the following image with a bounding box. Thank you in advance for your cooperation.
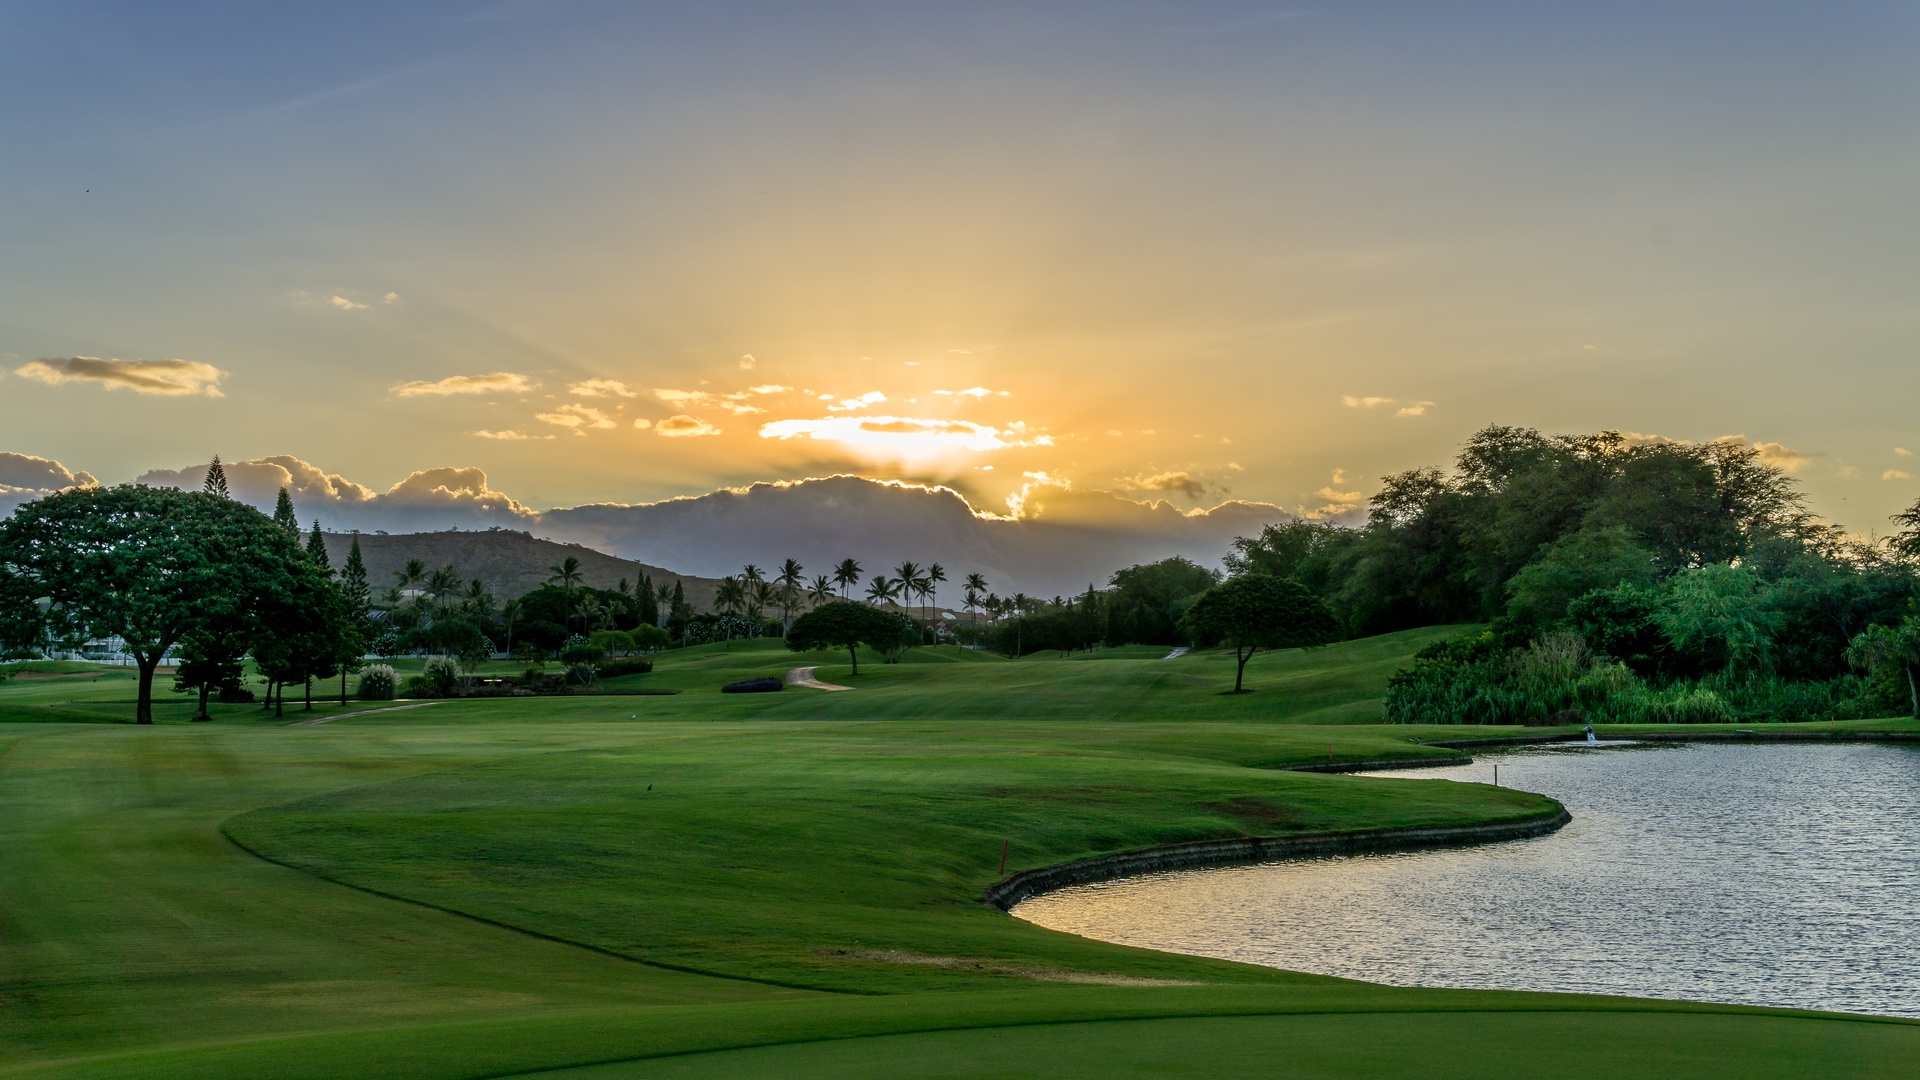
[1014,742,1920,1016]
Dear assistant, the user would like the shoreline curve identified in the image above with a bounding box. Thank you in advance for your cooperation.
[986,806,1571,911]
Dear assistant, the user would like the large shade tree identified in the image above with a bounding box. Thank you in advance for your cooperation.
[0,485,336,723]
[785,600,908,675]
[1183,574,1342,693]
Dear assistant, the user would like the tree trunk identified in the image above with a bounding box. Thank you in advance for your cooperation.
[135,655,158,725]
[340,668,347,706]
[274,680,284,718]
[848,643,859,676]
[196,681,211,721]
[304,676,313,711]
[1907,664,1918,720]
[1234,645,1253,693]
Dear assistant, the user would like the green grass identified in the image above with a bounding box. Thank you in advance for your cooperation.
[2,633,1917,1078]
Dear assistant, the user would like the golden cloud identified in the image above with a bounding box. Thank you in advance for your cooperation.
[657,414,720,437]
[16,356,228,397]
[392,372,532,397]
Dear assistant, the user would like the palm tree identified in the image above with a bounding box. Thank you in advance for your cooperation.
[926,564,947,630]
[501,597,522,657]
[807,574,836,609]
[715,576,745,616]
[894,562,922,624]
[426,565,461,614]
[393,557,427,597]
[776,558,805,630]
[748,579,774,622]
[547,556,585,635]
[865,574,898,608]
[741,563,764,590]
[964,572,988,629]
[833,558,862,599]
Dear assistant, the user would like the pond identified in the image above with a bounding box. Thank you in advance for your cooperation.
[1013,741,1920,1017]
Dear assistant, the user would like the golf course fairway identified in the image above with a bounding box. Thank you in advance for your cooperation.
[3,632,1917,1078]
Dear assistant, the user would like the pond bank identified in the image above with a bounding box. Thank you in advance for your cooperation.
[986,807,1570,910]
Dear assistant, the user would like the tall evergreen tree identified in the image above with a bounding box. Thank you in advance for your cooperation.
[305,520,330,570]
[203,454,230,497]
[271,488,298,535]
[342,534,370,607]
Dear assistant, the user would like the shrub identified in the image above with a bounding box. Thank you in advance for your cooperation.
[599,657,653,678]
[419,656,461,696]
[721,677,784,693]
[358,664,396,701]
[216,684,257,704]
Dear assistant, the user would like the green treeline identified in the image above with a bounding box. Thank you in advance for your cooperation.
[1242,425,1920,723]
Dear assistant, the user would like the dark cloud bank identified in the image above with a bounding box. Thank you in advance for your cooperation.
[3,454,1301,595]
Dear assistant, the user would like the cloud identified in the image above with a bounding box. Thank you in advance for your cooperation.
[1122,471,1210,499]
[746,384,791,395]
[568,378,637,398]
[1297,469,1366,522]
[535,404,616,430]
[1394,401,1434,417]
[654,388,713,405]
[16,356,228,397]
[1747,441,1811,473]
[758,415,1050,456]
[383,292,399,303]
[1341,395,1394,409]
[472,429,553,441]
[739,354,757,370]
[392,372,532,397]
[632,418,652,430]
[826,391,887,412]
[657,415,720,437]
[135,456,531,531]
[0,452,99,513]
[0,452,97,492]
[932,387,1003,399]
[330,295,369,311]
[1885,470,1912,481]
[1897,447,1913,457]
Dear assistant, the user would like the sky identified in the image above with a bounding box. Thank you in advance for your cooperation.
[3,1,1918,568]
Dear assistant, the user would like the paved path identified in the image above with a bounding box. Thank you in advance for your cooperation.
[284,701,447,726]
[785,666,854,691]
[1162,647,1190,660]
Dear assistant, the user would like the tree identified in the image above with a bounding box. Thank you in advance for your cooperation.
[894,562,922,622]
[0,486,331,723]
[1183,575,1341,693]
[963,572,988,628]
[833,558,862,599]
[305,520,330,570]
[1892,498,1920,561]
[865,574,898,608]
[547,556,584,634]
[1846,618,1920,719]
[926,563,947,631]
[785,601,909,675]
[271,487,299,536]
[203,455,229,497]
[337,534,372,704]
[776,558,805,630]
[807,574,835,609]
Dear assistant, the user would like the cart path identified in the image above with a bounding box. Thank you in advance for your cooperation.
[284,701,448,726]
[785,666,854,691]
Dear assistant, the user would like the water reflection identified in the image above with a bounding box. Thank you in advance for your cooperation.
[1014,742,1920,1017]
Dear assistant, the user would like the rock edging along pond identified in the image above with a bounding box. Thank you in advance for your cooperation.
[985,807,1571,911]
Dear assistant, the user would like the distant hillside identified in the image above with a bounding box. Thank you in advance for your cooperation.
[321,529,721,609]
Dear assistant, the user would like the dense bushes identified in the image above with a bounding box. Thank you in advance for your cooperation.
[358,664,396,700]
